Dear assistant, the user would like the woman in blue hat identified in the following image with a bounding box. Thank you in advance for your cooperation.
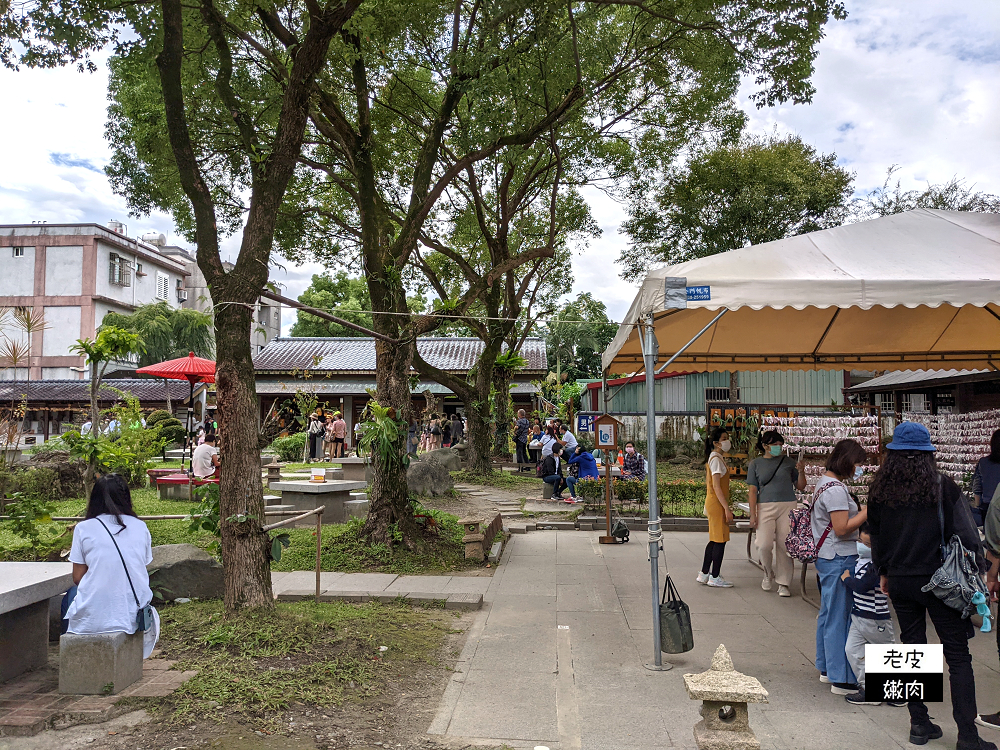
[868,422,994,750]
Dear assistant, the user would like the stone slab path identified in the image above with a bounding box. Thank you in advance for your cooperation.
[271,571,490,609]
[428,529,1000,750]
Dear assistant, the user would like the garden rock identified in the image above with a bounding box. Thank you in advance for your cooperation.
[25,451,85,498]
[407,460,454,497]
[147,544,223,601]
[669,455,692,465]
[420,447,464,472]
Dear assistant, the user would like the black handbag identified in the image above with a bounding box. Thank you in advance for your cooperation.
[97,518,155,632]
[659,575,694,654]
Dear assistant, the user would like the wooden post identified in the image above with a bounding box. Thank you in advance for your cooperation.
[315,507,323,600]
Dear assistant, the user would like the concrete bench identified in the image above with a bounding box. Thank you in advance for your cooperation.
[146,467,177,488]
[0,562,73,682]
[155,473,218,500]
[331,457,371,483]
[59,631,143,695]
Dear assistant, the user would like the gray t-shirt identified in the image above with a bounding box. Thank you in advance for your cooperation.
[811,475,859,560]
[746,456,799,503]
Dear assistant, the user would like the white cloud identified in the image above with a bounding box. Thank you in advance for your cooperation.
[1,0,997,333]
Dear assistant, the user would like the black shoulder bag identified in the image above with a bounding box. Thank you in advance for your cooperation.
[96,518,154,632]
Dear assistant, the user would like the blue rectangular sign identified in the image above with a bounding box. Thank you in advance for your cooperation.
[686,285,711,301]
[577,414,594,433]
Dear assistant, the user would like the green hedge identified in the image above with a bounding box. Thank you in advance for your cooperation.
[581,476,748,519]
[269,432,308,462]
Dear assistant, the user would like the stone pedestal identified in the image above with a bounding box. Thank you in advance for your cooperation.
[684,645,768,750]
[59,631,144,695]
[269,480,368,526]
[335,458,371,483]
[460,518,486,561]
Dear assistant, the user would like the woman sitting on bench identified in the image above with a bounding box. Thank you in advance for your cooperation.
[540,444,568,500]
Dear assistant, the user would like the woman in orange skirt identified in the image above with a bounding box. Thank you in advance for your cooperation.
[697,426,734,588]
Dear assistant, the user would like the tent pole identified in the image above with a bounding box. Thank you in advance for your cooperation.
[643,307,728,671]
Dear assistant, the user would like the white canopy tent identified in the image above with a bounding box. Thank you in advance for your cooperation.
[603,208,1000,375]
[599,208,1000,669]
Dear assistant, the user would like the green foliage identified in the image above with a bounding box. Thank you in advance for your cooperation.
[544,294,617,381]
[289,272,374,337]
[614,478,647,504]
[145,410,172,427]
[575,477,604,502]
[11,468,61,505]
[106,393,168,486]
[359,401,407,473]
[102,301,214,366]
[156,417,186,446]
[269,433,307,463]
[186,482,221,556]
[853,166,1000,219]
[5,491,60,557]
[620,133,855,280]
[70,326,144,372]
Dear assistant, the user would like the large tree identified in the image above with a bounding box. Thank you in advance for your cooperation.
[5,0,363,610]
[545,293,617,382]
[619,133,854,280]
[289,272,374,337]
[279,1,847,506]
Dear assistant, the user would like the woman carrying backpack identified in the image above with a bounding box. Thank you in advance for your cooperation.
[812,438,868,696]
[748,430,807,597]
[868,423,995,750]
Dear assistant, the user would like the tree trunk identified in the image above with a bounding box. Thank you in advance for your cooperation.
[362,336,421,546]
[729,371,739,403]
[464,397,494,474]
[214,301,273,610]
[491,370,513,459]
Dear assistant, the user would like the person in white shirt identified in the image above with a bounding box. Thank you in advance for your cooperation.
[191,433,220,478]
[65,474,159,658]
[558,425,578,454]
[80,420,92,435]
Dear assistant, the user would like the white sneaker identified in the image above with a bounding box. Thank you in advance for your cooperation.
[819,673,831,684]
[707,576,734,588]
[696,572,710,585]
[761,575,773,591]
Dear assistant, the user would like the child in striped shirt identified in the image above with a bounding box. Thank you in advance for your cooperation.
[840,522,905,706]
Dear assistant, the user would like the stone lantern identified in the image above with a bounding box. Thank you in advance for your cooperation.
[683,644,769,750]
[459,517,485,561]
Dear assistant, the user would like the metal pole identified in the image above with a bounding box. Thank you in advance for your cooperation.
[316,508,323,600]
[642,307,728,672]
[643,314,668,671]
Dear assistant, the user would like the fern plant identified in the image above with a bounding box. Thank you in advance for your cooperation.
[359,400,408,473]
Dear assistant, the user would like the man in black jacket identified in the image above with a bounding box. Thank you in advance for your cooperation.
[541,444,567,499]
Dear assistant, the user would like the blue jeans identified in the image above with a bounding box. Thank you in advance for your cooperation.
[543,475,566,496]
[566,476,578,498]
[815,554,857,684]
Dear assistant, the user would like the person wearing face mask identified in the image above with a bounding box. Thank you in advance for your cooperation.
[747,431,808,597]
[811,438,868,696]
[839,521,904,707]
[621,441,646,481]
[697,427,734,588]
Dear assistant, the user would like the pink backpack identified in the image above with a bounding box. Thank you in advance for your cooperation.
[784,480,842,563]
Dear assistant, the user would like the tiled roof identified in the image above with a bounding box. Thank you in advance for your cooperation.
[255,380,540,396]
[0,379,193,403]
[253,337,547,374]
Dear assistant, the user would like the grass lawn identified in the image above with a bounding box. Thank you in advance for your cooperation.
[134,599,462,731]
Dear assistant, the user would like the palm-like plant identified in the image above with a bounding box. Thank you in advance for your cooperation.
[0,307,50,477]
[102,302,214,411]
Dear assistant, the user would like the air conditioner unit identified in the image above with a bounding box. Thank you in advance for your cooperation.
[176,289,189,302]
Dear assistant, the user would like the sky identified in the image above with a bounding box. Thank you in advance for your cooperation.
[1,1,998,333]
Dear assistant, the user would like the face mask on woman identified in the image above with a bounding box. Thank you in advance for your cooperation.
[853,465,864,481]
[769,444,782,457]
[625,446,635,454]
[719,439,732,452]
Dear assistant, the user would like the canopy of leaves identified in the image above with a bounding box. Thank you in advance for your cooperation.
[853,166,1000,219]
[102,302,214,367]
[545,293,617,381]
[289,272,427,337]
[619,133,854,280]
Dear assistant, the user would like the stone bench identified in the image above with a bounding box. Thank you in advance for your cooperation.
[59,631,144,695]
[331,457,371,483]
[0,562,73,682]
[155,474,218,500]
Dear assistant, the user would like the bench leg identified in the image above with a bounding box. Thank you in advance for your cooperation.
[0,600,49,682]
[799,561,820,609]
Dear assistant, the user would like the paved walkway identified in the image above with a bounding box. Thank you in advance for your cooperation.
[428,530,1000,750]
[271,571,491,608]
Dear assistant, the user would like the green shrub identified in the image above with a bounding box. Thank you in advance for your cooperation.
[575,477,604,502]
[269,432,307,462]
[656,478,706,516]
[146,409,173,427]
[15,467,61,504]
[157,417,186,446]
[615,478,647,504]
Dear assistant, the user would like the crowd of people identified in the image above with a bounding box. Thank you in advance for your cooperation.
[696,420,1000,750]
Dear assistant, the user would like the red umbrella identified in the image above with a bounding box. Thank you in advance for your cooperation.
[137,353,216,469]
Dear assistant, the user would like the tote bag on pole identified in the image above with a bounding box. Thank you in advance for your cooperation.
[659,575,694,654]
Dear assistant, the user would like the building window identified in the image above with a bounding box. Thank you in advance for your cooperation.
[109,252,133,287]
[156,272,169,300]
[705,387,738,403]
[12,246,25,258]
[900,393,928,413]
[878,393,895,413]
[136,262,144,277]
